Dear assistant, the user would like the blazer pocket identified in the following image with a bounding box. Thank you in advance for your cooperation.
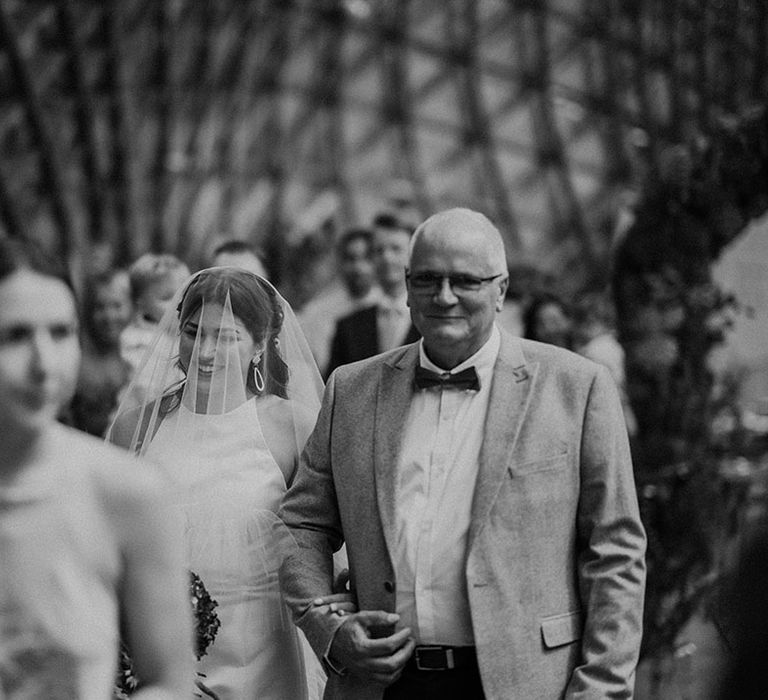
[540,610,582,649]
[510,451,569,476]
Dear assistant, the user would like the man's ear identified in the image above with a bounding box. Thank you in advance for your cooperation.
[496,277,509,312]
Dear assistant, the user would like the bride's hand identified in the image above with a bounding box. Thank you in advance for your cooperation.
[312,592,358,617]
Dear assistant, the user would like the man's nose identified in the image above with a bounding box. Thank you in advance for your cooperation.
[434,277,458,305]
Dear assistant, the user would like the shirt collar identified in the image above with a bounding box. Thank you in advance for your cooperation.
[378,292,409,314]
[419,324,501,377]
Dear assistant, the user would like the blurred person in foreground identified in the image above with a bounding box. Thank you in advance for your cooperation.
[120,253,190,376]
[298,227,381,373]
[0,237,191,698]
[109,266,351,699]
[211,239,269,279]
[280,207,646,699]
[326,214,419,377]
[69,268,133,436]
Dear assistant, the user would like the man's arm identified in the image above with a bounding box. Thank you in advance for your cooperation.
[568,364,647,698]
[279,372,415,684]
[113,470,193,699]
[279,372,349,655]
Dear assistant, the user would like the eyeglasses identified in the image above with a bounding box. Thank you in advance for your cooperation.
[406,271,505,294]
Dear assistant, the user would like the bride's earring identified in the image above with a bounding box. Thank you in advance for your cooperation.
[252,359,265,393]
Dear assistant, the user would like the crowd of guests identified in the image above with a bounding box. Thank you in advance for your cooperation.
[64,215,635,442]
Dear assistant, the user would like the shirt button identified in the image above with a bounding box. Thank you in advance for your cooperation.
[384,580,395,593]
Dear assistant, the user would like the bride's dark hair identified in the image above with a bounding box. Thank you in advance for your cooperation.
[176,267,289,399]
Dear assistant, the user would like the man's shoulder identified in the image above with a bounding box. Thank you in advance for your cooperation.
[330,342,417,383]
[514,336,602,378]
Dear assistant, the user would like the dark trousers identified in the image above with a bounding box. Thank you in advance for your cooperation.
[383,660,485,700]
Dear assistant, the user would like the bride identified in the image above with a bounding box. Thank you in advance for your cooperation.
[109,267,344,699]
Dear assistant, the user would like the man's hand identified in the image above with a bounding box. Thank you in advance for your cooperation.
[328,611,415,685]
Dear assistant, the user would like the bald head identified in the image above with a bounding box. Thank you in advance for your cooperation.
[407,208,509,369]
[410,208,507,276]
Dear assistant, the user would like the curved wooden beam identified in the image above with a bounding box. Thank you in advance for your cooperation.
[0,0,74,258]
[512,1,596,270]
[56,0,107,245]
[379,0,432,219]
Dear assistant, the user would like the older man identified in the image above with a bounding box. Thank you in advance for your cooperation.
[280,208,646,699]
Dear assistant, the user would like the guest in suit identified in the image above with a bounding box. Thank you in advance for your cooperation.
[299,227,381,373]
[326,214,420,377]
[280,207,646,700]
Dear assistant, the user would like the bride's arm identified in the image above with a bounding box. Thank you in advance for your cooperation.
[258,397,318,486]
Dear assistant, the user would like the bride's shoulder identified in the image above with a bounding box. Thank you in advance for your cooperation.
[256,394,316,434]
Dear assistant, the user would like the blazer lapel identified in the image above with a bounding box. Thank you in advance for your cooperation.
[374,344,420,562]
[468,333,538,548]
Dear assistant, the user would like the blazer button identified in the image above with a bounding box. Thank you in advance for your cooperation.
[384,580,394,593]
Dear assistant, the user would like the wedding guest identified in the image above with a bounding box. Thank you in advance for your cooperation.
[280,208,646,699]
[70,268,133,436]
[120,253,189,377]
[572,291,637,436]
[523,292,573,349]
[0,237,191,698]
[211,239,269,279]
[109,267,351,700]
[299,227,381,373]
[326,213,419,377]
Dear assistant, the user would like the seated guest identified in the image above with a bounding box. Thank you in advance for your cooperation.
[326,214,419,376]
[70,268,133,436]
[212,239,269,279]
[299,227,381,372]
[523,292,573,349]
[120,253,190,375]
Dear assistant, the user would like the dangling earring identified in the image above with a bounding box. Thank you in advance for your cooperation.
[252,360,265,393]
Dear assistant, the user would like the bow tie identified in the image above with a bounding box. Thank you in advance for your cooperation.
[414,365,480,391]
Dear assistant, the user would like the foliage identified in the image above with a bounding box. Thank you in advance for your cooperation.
[613,105,768,660]
[114,570,221,698]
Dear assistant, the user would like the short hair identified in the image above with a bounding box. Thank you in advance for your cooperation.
[371,212,415,236]
[0,236,68,285]
[336,227,373,256]
[212,239,265,260]
[128,253,189,302]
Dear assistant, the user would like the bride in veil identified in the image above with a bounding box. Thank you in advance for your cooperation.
[109,267,344,699]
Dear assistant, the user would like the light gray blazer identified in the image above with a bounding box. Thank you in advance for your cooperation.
[279,331,646,700]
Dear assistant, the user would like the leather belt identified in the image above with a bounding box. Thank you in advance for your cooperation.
[408,645,477,671]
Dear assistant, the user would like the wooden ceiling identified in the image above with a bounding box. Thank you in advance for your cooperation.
[1,0,766,286]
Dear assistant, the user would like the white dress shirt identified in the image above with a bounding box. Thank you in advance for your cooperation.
[376,292,411,352]
[393,325,501,645]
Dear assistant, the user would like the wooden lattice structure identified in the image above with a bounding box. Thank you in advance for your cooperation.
[1,0,766,286]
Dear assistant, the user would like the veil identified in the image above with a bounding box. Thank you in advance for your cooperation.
[106,268,325,688]
[107,266,323,459]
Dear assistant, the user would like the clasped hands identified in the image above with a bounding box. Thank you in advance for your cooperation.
[312,569,415,686]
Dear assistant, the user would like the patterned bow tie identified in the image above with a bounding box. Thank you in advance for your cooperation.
[414,365,480,391]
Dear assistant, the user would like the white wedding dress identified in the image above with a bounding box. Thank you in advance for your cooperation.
[145,397,319,700]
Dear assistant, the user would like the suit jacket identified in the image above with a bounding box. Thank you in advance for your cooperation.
[279,330,646,700]
[326,305,420,378]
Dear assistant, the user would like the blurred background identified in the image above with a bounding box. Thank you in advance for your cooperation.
[2,1,768,697]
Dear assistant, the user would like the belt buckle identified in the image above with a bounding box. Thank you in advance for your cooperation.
[414,646,455,671]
